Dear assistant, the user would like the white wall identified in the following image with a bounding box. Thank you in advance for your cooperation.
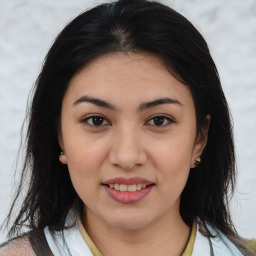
[0,0,255,241]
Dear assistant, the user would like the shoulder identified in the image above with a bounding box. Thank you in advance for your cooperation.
[211,230,244,255]
[0,237,36,256]
[0,230,53,256]
[192,222,244,256]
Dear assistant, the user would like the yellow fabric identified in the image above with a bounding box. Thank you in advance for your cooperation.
[77,216,103,256]
[182,221,197,256]
[77,216,196,256]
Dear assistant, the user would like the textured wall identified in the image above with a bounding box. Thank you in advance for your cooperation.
[0,0,255,241]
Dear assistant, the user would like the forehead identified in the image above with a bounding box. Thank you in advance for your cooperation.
[64,52,193,108]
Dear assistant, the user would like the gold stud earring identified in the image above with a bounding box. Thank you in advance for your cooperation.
[195,156,201,167]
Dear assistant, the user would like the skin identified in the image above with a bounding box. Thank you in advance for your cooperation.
[59,52,209,256]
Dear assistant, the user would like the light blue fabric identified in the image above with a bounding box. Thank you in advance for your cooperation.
[192,221,244,256]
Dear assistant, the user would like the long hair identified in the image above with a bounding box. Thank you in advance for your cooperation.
[4,0,250,254]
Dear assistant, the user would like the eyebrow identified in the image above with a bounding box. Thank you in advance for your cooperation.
[73,95,183,111]
[138,98,183,111]
[73,96,116,110]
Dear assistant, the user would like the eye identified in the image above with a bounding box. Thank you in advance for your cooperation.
[82,115,110,127]
[146,115,174,126]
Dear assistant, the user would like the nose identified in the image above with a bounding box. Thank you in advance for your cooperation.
[108,127,147,170]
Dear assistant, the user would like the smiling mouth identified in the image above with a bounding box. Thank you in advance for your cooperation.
[104,183,154,192]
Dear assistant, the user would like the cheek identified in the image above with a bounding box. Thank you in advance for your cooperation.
[150,130,195,193]
[66,147,105,208]
[64,128,108,166]
[64,137,109,193]
[155,149,191,206]
[152,129,195,170]
[154,145,191,185]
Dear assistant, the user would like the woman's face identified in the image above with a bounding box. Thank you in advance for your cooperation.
[59,53,207,230]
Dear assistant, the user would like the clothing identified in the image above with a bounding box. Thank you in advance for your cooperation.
[0,229,53,256]
[192,224,244,256]
[76,215,195,256]
[0,211,244,256]
[43,211,243,256]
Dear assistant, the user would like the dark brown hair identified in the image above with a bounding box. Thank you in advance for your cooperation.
[3,0,251,254]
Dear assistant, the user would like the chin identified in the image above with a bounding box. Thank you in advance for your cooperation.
[105,212,154,230]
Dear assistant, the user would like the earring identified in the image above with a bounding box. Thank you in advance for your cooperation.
[195,156,201,167]
[59,151,67,165]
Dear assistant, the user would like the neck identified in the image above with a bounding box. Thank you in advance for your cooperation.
[82,208,191,256]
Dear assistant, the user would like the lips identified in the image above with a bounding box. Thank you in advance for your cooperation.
[102,177,155,204]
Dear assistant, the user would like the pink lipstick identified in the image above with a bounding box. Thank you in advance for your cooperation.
[102,176,154,204]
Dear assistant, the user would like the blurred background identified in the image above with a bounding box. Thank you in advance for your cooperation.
[0,0,255,242]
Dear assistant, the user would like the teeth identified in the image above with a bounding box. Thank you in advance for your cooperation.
[120,184,127,192]
[108,184,149,191]
[114,184,120,191]
[128,184,136,192]
[136,184,142,190]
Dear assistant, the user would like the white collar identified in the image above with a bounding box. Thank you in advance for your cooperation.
[192,221,243,256]
[44,211,243,256]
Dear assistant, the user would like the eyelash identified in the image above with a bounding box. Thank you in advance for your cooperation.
[82,114,174,128]
[146,115,174,127]
[82,115,110,127]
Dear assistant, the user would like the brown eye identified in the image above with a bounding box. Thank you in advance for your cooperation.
[83,115,109,127]
[92,116,104,125]
[153,117,165,126]
[147,115,173,126]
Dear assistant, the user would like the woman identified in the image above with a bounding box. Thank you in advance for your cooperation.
[0,0,252,255]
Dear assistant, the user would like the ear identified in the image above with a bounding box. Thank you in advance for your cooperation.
[191,114,210,168]
[58,132,67,165]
